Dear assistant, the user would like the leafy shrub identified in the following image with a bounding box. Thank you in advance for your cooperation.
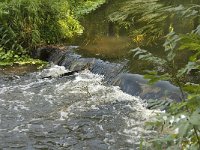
[131,27,200,149]
[0,0,86,66]
[68,0,107,18]
[0,47,46,66]
[0,0,109,66]
[0,0,84,62]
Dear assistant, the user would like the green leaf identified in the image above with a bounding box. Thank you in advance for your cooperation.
[188,94,200,102]
[183,83,200,94]
[178,121,191,137]
[130,47,167,65]
[190,109,200,126]
[177,62,199,77]
[189,144,199,150]
[168,102,187,114]
[166,145,180,150]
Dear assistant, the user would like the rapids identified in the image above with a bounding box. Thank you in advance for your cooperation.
[0,65,156,150]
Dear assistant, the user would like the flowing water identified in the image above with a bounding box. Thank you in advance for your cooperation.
[0,65,157,150]
[2,1,198,149]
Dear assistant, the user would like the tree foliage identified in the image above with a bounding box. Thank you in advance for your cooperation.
[0,0,83,51]
[0,0,107,66]
[68,0,107,18]
[108,0,200,45]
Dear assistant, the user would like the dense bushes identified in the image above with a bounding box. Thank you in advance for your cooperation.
[68,0,107,17]
[0,0,108,66]
[132,27,200,150]
[0,0,83,51]
[0,0,83,65]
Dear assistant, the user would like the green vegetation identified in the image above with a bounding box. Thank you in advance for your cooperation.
[0,0,78,66]
[0,47,47,66]
[106,1,199,149]
[0,0,200,148]
[110,1,200,148]
[108,0,200,45]
[69,0,107,17]
[132,26,200,150]
[0,0,107,67]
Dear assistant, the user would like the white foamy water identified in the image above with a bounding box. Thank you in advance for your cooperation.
[0,65,157,149]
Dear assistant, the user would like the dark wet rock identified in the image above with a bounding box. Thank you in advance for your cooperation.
[112,73,145,96]
[35,46,125,84]
[60,54,125,84]
[41,70,80,79]
[112,73,182,110]
[112,73,182,101]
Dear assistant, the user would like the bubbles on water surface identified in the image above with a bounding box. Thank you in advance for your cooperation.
[0,65,157,149]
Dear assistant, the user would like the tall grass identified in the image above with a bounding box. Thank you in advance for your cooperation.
[0,0,83,55]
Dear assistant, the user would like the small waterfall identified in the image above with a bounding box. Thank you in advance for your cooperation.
[34,46,182,110]
[35,46,125,84]
[0,65,157,149]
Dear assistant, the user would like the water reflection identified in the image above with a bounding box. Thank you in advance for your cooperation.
[77,36,132,60]
[72,0,200,74]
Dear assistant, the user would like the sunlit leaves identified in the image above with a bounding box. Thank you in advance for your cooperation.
[179,34,200,52]
[131,28,200,149]
[58,15,83,38]
[69,0,107,18]
[190,109,200,126]
[0,0,92,66]
[108,0,200,45]
[0,47,47,67]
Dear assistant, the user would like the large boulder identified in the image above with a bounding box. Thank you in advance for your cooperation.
[112,73,182,110]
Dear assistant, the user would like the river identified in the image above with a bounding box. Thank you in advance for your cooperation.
[0,65,157,149]
[1,0,199,149]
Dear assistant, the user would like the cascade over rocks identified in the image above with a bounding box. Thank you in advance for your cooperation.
[34,46,182,110]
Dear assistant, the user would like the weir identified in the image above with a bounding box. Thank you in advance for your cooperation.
[0,46,182,149]
[34,46,182,110]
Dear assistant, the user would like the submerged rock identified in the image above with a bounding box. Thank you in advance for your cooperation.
[112,73,182,110]
[112,73,181,101]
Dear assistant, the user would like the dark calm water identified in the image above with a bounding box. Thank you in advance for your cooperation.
[71,0,199,75]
